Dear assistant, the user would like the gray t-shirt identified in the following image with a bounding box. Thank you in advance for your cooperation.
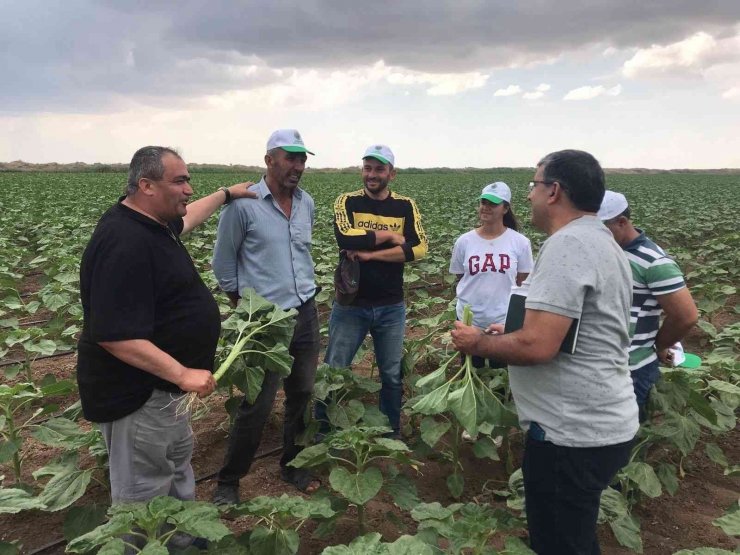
[509,216,639,447]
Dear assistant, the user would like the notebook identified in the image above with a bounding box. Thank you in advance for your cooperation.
[503,293,581,355]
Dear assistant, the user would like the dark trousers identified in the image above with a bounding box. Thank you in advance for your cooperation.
[631,360,660,423]
[217,299,320,486]
[522,426,633,555]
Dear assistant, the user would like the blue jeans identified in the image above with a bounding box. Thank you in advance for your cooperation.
[632,360,660,422]
[320,301,405,433]
[632,360,660,407]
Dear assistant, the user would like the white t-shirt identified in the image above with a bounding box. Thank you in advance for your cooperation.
[449,228,534,328]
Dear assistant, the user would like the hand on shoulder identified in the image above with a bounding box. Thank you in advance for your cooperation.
[228,182,258,201]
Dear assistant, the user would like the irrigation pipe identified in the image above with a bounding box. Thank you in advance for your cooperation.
[0,350,76,368]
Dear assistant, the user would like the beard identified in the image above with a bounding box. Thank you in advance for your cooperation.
[364,178,390,195]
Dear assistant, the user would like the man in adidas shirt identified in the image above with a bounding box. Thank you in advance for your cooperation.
[320,144,428,437]
[599,190,698,421]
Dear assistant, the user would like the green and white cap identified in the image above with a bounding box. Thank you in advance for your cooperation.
[266,129,314,155]
[480,181,511,204]
[363,144,395,166]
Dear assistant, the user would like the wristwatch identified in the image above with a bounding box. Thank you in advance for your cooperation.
[219,187,232,205]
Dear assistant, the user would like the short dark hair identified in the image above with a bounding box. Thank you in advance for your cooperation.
[537,149,605,212]
[126,146,181,196]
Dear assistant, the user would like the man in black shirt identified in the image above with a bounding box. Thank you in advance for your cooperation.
[77,146,254,523]
[319,144,427,436]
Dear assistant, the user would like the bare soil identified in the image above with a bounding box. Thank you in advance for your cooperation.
[1,349,738,554]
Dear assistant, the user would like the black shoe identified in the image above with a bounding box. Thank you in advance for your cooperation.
[212,483,239,506]
[280,467,321,493]
[166,533,209,553]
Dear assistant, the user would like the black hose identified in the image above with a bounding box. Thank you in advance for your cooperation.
[0,350,76,368]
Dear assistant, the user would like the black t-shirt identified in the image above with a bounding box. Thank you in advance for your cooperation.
[333,190,427,306]
[76,200,221,423]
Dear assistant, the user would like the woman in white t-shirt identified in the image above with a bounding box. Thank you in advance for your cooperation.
[449,181,534,369]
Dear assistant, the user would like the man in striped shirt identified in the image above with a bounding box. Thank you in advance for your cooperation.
[599,191,698,421]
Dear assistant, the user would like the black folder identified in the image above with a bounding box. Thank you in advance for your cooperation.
[503,293,581,355]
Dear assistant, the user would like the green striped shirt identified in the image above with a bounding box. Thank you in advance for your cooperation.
[624,229,686,371]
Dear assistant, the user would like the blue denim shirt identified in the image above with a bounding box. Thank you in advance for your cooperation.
[212,177,316,310]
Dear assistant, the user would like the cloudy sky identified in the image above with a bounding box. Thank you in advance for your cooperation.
[1,1,739,168]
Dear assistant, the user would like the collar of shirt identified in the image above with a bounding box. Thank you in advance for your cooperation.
[257,176,304,203]
[116,195,183,236]
[623,227,647,251]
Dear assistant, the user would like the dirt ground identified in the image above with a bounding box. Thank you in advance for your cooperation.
[1,350,738,554]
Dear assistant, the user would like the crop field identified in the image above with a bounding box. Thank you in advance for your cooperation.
[0,170,738,554]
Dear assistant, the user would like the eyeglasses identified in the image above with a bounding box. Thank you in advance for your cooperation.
[528,180,555,192]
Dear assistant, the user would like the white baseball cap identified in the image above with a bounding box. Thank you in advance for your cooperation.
[598,190,629,220]
[363,144,395,166]
[266,129,314,155]
[480,182,511,204]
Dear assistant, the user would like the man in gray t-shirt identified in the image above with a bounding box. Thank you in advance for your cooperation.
[452,150,638,555]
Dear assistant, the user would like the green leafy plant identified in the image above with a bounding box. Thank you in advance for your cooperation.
[31,417,109,511]
[0,487,46,514]
[289,425,420,533]
[409,307,517,434]
[321,532,433,555]
[1,326,60,385]
[0,380,75,484]
[230,494,336,555]
[411,501,532,554]
[597,487,643,553]
[406,306,517,496]
[181,288,297,414]
[304,362,393,449]
[401,305,456,408]
[65,496,231,554]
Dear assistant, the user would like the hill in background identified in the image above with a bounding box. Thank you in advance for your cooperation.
[0,160,738,174]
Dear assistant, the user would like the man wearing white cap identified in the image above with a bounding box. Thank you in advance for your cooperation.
[211,129,321,503]
[319,144,428,437]
[598,190,698,421]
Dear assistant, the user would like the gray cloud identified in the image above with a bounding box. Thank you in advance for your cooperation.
[2,0,739,112]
